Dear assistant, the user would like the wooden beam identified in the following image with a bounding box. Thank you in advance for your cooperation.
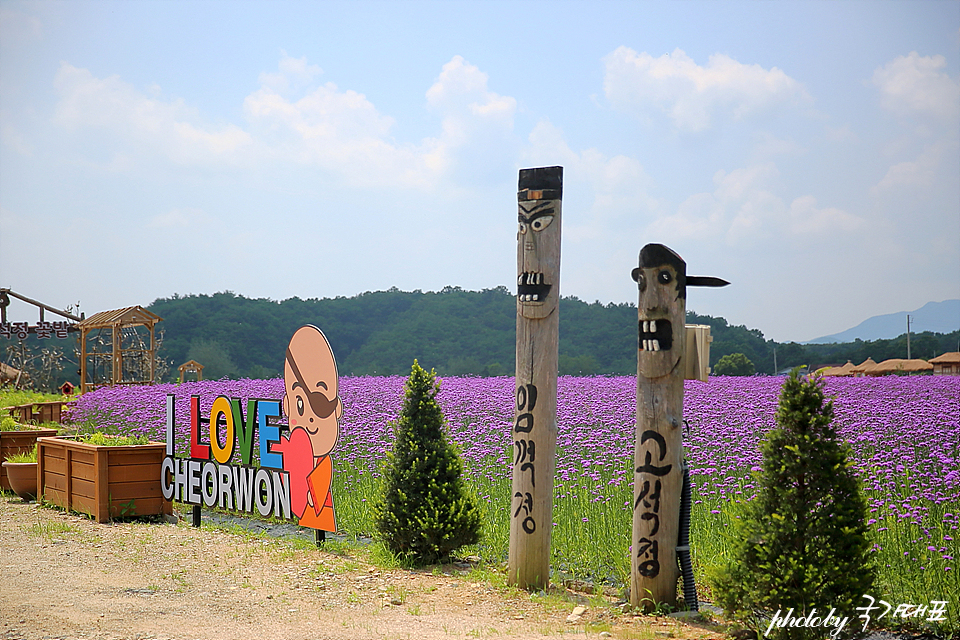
[509,166,562,590]
[631,243,686,611]
[0,288,82,322]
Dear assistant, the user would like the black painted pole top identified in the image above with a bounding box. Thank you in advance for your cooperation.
[518,166,563,196]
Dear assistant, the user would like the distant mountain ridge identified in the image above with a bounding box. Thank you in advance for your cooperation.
[805,299,960,344]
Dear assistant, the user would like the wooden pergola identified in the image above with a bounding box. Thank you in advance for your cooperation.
[178,359,204,382]
[78,306,163,393]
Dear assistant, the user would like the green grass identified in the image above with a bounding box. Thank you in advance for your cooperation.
[24,517,78,539]
[333,448,958,636]
[77,432,149,446]
[0,387,69,431]
[4,443,38,463]
[0,388,66,408]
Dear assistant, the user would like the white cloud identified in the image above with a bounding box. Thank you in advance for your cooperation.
[242,79,407,169]
[423,55,518,180]
[426,55,515,122]
[872,52,960,121]
[524,120,659,240]
[603,46,809,131]
[243,58,446,188]
[650,162,861,244]
[872,143,944,193]
[53,63,252,165]
[48,55,524,190]
[787,195,863,234]
[257,51,323,93]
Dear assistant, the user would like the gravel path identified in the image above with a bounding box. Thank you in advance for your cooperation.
[1,496,725,640]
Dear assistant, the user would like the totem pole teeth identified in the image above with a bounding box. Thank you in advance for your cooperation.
[517,271,552,303]
[639,318,673,351]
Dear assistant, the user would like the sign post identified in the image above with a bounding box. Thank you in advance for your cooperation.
[161,325,342,543]
[509,166,562,590]
[630,244,727,610]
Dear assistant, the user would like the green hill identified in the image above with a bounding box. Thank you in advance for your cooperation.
[145,288,959,379]
[4,288,957,387]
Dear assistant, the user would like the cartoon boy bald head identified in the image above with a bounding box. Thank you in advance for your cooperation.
[283,325,341,457]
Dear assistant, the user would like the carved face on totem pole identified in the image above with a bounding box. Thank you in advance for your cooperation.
[631,244,728,379]
[517,166,562,320]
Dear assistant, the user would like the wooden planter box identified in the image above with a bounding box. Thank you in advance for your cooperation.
[37,437,171,523]
[8,401,68,424]
[0,428,58,490]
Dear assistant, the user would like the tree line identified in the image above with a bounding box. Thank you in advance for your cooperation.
[4,287,957,385]
[146,288,959,379]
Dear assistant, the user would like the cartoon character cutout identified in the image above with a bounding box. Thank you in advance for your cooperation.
[270,325,341,532]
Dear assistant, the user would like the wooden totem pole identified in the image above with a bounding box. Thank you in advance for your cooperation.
[509,166,562,590]
[630,244,727,610]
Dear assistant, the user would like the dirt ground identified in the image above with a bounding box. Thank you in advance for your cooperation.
[0,496,729,640]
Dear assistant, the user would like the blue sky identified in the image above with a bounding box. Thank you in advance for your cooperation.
[1,0,957,342]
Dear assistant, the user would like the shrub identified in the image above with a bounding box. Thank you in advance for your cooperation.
[714,352,756,376]
[374,360,482,564]
[0,415,20,431]
[711,369,876,639]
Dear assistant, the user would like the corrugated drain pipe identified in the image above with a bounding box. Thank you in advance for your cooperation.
[677,459,698,611]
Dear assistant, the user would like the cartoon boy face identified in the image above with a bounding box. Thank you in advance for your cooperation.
[283,325,342,457]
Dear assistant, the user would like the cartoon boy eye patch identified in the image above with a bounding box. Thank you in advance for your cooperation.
[286,346,340,419]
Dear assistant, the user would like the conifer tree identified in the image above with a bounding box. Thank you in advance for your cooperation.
[374,360,482,564]
[712,369,876,639]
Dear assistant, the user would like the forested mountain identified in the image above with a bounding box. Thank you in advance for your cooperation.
[4,288,957,388]
[143,289,960,380]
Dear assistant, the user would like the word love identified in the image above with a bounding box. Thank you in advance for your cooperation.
[160,394,292,519]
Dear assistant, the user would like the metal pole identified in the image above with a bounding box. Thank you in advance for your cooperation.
[906,315,911,360]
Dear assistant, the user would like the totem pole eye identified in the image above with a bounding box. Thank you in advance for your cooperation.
[518,221,528,234]
[658,270,672,285]
[530,216,554,232]
[637,273,647,291]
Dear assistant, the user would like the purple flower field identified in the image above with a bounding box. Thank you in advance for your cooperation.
[67,374,960,509]
[67,374,959,622]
